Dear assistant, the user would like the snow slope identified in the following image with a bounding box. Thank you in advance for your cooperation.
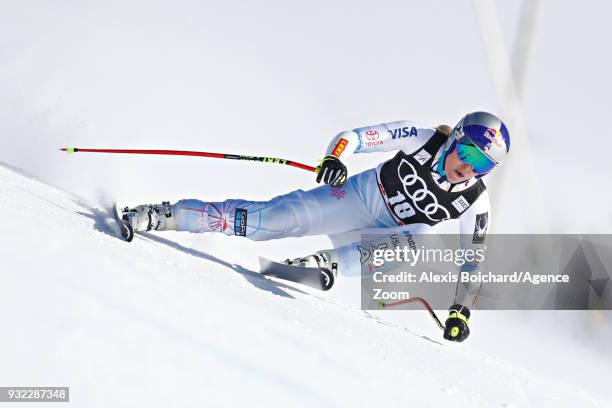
[1,164,610,407]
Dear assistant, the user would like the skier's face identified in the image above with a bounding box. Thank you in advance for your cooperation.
[445,147,478,183]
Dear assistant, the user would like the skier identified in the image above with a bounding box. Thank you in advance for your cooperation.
[123,111,510,342]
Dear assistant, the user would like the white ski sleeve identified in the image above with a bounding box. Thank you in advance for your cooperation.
[323,120,437,161]
[455,190,492,306]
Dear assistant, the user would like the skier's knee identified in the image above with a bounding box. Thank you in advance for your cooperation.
[174,199,203,210]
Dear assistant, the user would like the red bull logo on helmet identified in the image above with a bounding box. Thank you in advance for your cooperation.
[484,128,503,148]
[480,127,507,164]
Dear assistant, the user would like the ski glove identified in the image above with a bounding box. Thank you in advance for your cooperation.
[316,156,347,187]
[443,304,470,342]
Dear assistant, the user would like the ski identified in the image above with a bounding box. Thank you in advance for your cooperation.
[112,203,134,242]
[258,257,335,291]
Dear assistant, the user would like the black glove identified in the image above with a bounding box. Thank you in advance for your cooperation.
[443,304,471,342]
[316,156,347,187]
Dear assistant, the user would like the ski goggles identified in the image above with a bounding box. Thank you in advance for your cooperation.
[455,139,497,174]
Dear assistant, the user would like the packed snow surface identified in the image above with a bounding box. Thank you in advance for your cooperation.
[0,163,610,407]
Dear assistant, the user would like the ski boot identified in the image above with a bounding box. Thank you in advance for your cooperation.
[279,250,339,291]
[121,201,178,232]
[284,250,339,278]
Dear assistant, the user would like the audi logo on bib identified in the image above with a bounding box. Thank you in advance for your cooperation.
[387,159,451,222]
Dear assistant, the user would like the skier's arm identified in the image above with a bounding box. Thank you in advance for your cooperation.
[442,192,491,342]
[323,120,437,162]
[454,191,491,307]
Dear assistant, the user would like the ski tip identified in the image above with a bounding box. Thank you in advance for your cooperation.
[258,256,273,274]
[378,301,386,309]
[114,205,134,242]
[121,220,134,242]
[319,268,334,291]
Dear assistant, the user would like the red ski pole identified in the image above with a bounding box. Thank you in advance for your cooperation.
[60,147,318,173]
[379,297,446,331]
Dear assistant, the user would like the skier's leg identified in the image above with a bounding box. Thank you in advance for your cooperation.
[173,169,389,240]
[125,169,395,241]
[290,224,436,277]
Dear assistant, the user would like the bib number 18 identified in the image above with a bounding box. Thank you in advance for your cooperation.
[388,191,415,219]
